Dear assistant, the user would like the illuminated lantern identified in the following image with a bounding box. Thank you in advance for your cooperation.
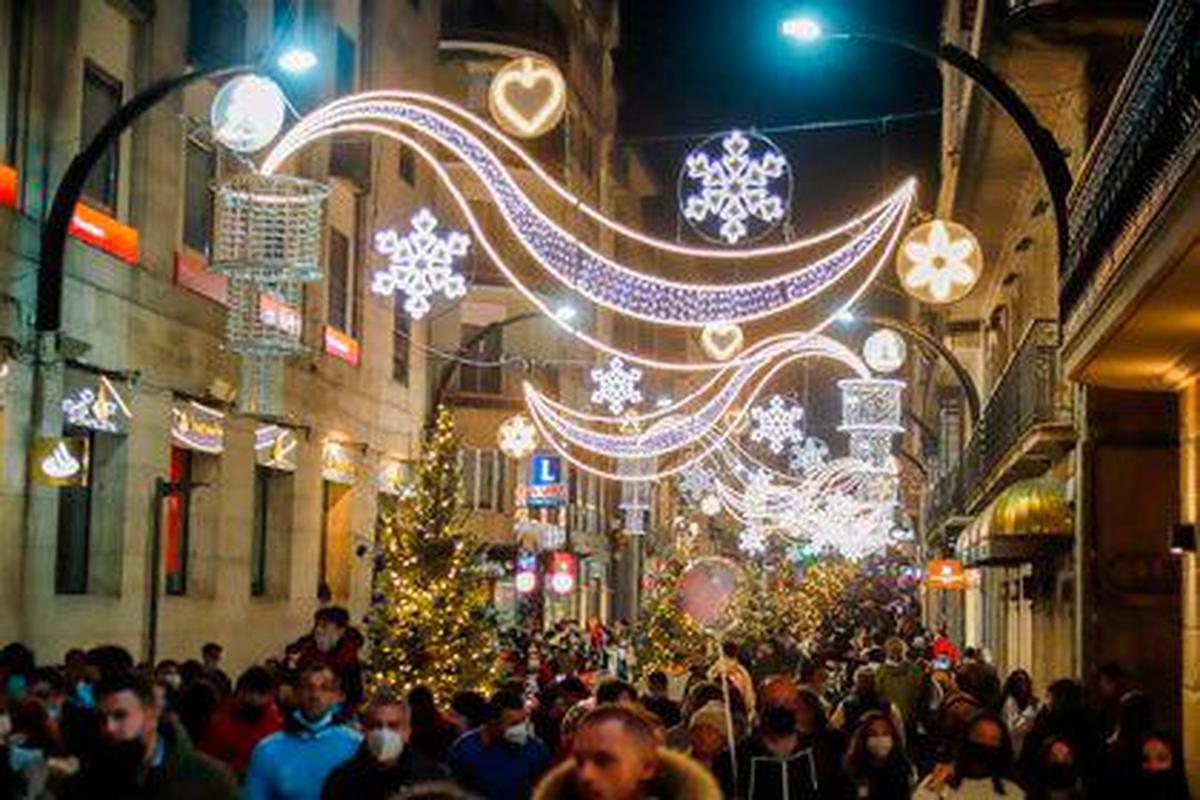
[862,329,907,374]
[548,552,576,596]
[488,56,567,138]
[896,220,982,305]
[210,75,287,153]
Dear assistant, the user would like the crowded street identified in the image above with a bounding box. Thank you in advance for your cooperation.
[1,0,1197,798]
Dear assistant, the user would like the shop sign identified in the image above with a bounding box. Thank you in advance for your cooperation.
[0,164,17,209]
[174,249,228,305]
[515,551,538,594]
[171,402,225,454]
[527,453,565,507]
[69,202,139,265]
[548,551,576,595]
[324,326,360,365]
[322,441,360,485]
[61,374,131,435]
[377,458,412,496]
[255,425,298,471]
[925,559,967,590]
[31,436,89,487]
[260,292,302,337]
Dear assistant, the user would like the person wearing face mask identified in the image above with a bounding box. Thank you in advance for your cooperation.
[717,688,828,800]
[448,688,550,800]
[320,691,447,800]
[1024,738,1085,800]
[199,666,284,777]
[292,607,365,713]
[1131,733,1190,799]
[843,711,914,799]
[243,664,362,800]
[914,711,1024,799]
[59,670,237,800]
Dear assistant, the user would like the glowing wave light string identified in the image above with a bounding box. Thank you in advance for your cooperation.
[261,96,917,327]
[269,120,879,373]
[268,89,910,261]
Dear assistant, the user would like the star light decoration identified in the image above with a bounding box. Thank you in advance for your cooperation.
[897,219,981,304]
[680,130,791,245]
[590,356,644,415]
[371,208,471,319]
[749,394,806,455]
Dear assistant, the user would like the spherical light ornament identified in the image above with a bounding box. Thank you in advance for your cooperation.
[896,219,982,304]
[549,571,575,595]
[862,329,907,374]
[498,414,539,459]
[678,130,792,245]
[488,56,567,139]
[210,75,287,153]
[678,556,740,634]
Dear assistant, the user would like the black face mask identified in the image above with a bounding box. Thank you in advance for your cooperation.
[959,741,1004,779]
[761,706,796,736]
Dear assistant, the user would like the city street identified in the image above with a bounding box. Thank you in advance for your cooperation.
[0,0,1197,798]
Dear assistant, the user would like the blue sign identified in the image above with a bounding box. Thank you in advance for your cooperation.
[528,454,565,507]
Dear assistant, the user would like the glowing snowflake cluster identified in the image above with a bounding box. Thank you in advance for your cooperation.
[749,395,806,455]
[739,526,769,556]
[590,356,644,415]
[677,464,716,502]
[789,436,830,475]
[681,130,790,244]
[372,208,471,319]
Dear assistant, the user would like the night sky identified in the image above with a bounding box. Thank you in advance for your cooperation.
[614,0,943,234]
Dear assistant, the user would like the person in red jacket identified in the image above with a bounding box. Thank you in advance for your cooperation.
[931,621,961,667]
[200,665,284,776]
[291,606,365,712]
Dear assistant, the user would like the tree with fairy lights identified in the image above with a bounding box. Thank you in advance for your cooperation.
[634,546,711,676]
[367,406,499,699]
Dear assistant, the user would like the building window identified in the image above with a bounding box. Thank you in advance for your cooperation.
[183,137,215,255]
[251,467,270,596]
[164,447,192,595]
[399,148,416,186]
[80,61,122,210]
[459,324,502,394]
[461,449,505,511]
[326,228,360,337]
[187,0,247,70]
[335,28,356,97]
[55,429,94,594]
[393,298,410,384]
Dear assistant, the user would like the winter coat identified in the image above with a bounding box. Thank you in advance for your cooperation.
[243,711,362,800]
[533,747,722,800]
[198,699,285,775]
[913,775,1025,799]
[319,744,449,800]
[875,661,926,728]
[59,720,237,800]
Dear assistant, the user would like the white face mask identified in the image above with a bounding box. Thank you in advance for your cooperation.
[503,721,530,746]
[866,735,894,759]
[366,727,405,763]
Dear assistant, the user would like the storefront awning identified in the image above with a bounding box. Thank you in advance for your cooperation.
[957,477,1073,566]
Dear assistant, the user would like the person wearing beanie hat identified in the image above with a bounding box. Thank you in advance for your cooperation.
[686,701,739,780]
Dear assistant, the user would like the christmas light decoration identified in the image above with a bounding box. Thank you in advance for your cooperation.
[789,436,829,475]
[211,75,287,153]
[700,494,722,516]
[677,464,716,503]
[371,208,471,319]
[487,56,567,139]
[749,394,806,455]
[261,95,916,330]
[679,130,791,245]
[739,526,769,555]
[862,328,907,374]
[700,322,745,361]
[896,219,981,304]
[497,413,539,459]
[590,356,644,415]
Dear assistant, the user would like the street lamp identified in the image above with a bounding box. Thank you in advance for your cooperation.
[277,46,319,74]
[780,16,823,42]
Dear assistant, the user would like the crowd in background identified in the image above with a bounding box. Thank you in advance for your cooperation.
[0,605,1193,799]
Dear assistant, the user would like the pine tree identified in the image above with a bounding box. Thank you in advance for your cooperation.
[367,406,499,699]
[634,549,712,676]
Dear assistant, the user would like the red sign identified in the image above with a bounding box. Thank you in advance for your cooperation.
[926,559,967,590]
[174,249,228,305]
[69,203,139,264]
[548,552,577,595]
[324,326,360,365]
[0,164,17,209]
[260,293,301,336]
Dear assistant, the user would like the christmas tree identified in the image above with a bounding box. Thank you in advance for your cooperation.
[367,406,499,699]
[634,548,712,676]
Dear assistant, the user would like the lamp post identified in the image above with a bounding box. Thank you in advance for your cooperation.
[780,20,1072,271]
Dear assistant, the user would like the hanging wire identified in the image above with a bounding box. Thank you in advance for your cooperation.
[619,107,941,145]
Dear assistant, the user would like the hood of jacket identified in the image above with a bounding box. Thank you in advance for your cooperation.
[534,747,721,800]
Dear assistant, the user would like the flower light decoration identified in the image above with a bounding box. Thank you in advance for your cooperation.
[590,356,644,415]
[679,130,791,245]
[371,208,471,319]
[896,219,982,304]
[739,526,770,556]
[497,414,539,459]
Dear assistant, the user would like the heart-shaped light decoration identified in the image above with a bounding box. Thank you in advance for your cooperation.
[487,56,567,139]
[700,322,745,361]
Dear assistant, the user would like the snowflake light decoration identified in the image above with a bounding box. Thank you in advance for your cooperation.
[590,356,643,415]
[789,436,829,475]
[371,208,471,319]
[497,414,539,459]
[739,526,769,556]
[679,130,791,245]
[749,394,805,455]
[677,465,715,502]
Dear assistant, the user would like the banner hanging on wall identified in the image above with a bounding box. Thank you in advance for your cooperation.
[322,441,360,485]
[255,425,298,471]
[171,401,225,454]
[31,436,89,487]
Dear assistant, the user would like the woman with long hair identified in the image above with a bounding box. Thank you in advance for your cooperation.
[843,710,914,799]
[914,710,1025,798]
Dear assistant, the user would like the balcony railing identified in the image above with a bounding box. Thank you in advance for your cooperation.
[441,0,569,64]
[1060,0,1200,326]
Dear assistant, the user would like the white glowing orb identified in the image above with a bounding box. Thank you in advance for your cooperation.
[515,571,537,594]
[498,414,539,459]
[211,75,287,153]
[488,56,567,139]
[862,329,907,374]
[897,219,981,304]
[700,494,722,516]
[549,571,575,595]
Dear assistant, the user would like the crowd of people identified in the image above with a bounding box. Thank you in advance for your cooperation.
[0,607,1193,799]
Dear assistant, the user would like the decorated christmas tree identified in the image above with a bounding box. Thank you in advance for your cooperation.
[367,406,499,699]
[635,549,712,676]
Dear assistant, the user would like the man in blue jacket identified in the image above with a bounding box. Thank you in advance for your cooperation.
[244,663,362,800]
[450,688,551,800]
